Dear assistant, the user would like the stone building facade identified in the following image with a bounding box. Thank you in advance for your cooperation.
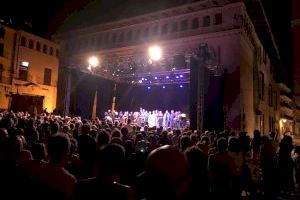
[0,25,59,113]
[55,0,288,136]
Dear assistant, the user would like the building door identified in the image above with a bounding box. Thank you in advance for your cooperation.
[11,94,44,114]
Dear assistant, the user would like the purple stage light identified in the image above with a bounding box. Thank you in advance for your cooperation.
[142,78,145,81]
[179,74,183,78]
[138,80,143,83]
[163,85,166,89]
[147,86,151,90]
[166,76,169,79]
[176,76,179,79]
[154,77,158,80]
[180,85,183,88]
[145,78,148,81]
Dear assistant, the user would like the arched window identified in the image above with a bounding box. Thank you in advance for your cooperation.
[161,24,168,34]
[28,40,34,49]
[49,47,54,55]
[215,13,222,25]
[36,42,41,51]
[192,18,199,29]
[180,20,188,31]
[126,31,132,41]
[21,37,27,46]
[203,16,210,27]
[43,44,48,54]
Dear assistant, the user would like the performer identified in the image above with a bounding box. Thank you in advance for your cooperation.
[163,110,170,129]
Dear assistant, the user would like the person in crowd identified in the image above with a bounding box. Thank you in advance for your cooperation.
[75,144,135,200]
[37,133,77,198]
[137,145,191,200]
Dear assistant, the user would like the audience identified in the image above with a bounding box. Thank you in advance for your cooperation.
[0,110,299,199]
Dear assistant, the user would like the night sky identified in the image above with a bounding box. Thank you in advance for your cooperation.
[0,0,293,84]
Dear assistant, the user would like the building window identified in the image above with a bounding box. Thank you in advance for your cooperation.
[49,47,54,55]
[161,24,168,34]
[127,31,132,41]
[258,71,264,100]
[215,13,222,25]
[112,33,117,43]
[97,35,102,46]
[135,29,141,40]
[0,43,3,57]
[152,25,158,35]
[144,28,149,38]
[263,49,267,64]
[192,18,199,29]
[43,68,52,85]
[21,37,27,46]
[0,28,5,38]
[273,91,278,110]
[36,42,41,51]
[56,49,59,57]
[171,22,178,32]
[0,64,3,82]
[28,40,34,49]
[119,32,124,42]
[19,61,29,81]
[180,20,188,31]
[203,16,210,27]
[43,44,48,54]
[269,84,273,106]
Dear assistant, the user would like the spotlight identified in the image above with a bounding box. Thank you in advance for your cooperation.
[180,85,183,88]
[138,80,143,83]
[176,76,179,79]
[180,74,183,78]
[142,78,145,81]
[148,46,162,61]
[154,77,158,80]
[166,76,169,79]
[145,78,148,81]
[163,86,166,89]
[88,56,99,67]
[147,86,151,90]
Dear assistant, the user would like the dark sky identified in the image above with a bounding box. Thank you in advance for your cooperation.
[0,0,292,82]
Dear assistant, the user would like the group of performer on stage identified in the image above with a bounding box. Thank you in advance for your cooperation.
[104,108,188,129]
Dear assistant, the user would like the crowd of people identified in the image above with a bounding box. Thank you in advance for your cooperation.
[0,110,299,199]
[104,108,189,129]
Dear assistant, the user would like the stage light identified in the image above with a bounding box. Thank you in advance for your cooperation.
[163,86,166,89]
[148,46,162,61]
[176,76,179,79]
[142,78,145,81]
[154,77,158,80]
[180,85,183,88]
[147,86,151,90]
[138,80,143,83]
[180,74,183,78]
[166,76,169,79]
[145,78,148,81]
[88,56,99,67]
[87,66,92,71]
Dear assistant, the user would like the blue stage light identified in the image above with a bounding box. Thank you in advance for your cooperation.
[180,85,183,88]
[154,77,158,80]
[176,76,179,79]
[179,74,183,78]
